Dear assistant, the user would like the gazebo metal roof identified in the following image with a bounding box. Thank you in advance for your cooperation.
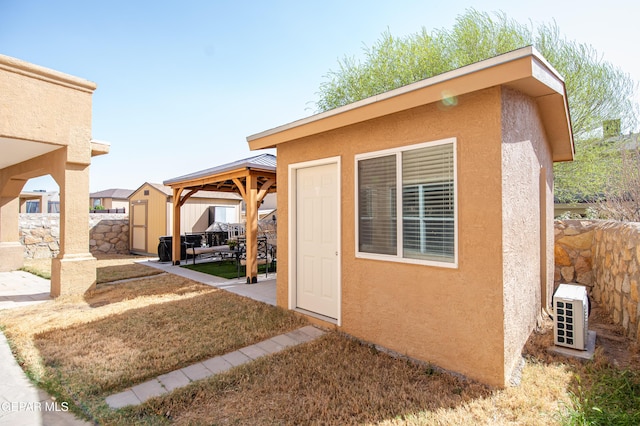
[164,153,276,193]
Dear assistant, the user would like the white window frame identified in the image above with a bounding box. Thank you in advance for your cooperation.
[355,137,458,268]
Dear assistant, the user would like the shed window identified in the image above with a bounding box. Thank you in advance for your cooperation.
[356,138,457,267]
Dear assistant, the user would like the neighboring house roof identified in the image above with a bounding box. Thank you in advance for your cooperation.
[163,153,276,185]
[247,46,574,162]
[131,182,242,201]
[90,188,134,199]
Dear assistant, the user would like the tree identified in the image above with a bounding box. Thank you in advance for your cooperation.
[315,9,638,202]
[595,144,640,221]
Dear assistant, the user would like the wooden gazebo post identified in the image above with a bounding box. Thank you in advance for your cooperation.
[233,173,259,283]
[245,174,258,283]
[171,187,183,265]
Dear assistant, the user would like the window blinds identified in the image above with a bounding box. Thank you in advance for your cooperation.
[358,155,397,255]
[402,144,455,262]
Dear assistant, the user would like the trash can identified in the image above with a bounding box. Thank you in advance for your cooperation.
[158,236,190,262]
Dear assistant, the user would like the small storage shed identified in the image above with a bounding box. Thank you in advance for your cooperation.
[247,47,574,387]
[129,182,242,256]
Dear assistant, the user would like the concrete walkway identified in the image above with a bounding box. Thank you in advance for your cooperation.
[0,270,52,310]
[0,271,90,426]
[105,325,325,409]
[142,258,277,305]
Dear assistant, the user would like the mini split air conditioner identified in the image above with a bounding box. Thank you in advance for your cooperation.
[553,284,589,350]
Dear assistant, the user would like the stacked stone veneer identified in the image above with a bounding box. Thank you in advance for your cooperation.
[554,220,598,287]
[555,219,640,342]
[19,213,129,258]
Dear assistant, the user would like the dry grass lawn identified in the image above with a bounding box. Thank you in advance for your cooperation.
[131,332,576,425]
[23,254,163,283]
[119,325,583,426]
[2,256,639,424]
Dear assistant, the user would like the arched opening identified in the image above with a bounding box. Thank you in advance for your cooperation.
[19,175,60,277]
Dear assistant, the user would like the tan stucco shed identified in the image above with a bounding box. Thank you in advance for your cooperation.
[247,47,574,387]
[0,54,108,296]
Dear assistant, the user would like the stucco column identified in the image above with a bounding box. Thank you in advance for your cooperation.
[0,197,24,272]
[51,161,96,297]
[0,177,26,271]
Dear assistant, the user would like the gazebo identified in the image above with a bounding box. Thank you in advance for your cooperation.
[163,153,276,283]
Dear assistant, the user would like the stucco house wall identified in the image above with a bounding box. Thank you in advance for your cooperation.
[500,87,555,380]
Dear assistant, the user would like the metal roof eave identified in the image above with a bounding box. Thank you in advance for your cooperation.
[163,153,276,186]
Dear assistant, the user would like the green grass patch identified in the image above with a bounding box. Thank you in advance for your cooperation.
[20,265,51,280]
[561,366,640,425]
[183,260,276,279]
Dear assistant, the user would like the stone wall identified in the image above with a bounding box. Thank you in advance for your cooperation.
[88,215,130,255]
[19,213,129,258]
[591,221,640,339]
[19,214,60,259]
[554,219,640,341]
[554,220,598,287]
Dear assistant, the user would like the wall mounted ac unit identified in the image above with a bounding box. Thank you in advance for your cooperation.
[553,284,589,350]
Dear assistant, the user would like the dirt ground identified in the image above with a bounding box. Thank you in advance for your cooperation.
[588,303,640,369]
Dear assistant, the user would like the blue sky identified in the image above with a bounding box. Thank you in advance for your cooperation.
[2,0,638,192]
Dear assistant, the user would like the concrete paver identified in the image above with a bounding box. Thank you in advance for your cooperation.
[131,379,166,403]
[181,363,213,381]
[287,328,317,343]
[271,333,299,348]
[299,325,326,339]
[105,390,140,410]
[222,350,251,367]
[255,338,285,354]
[157,370,191,392]
[202,356,233,374]
[239,343,269,360]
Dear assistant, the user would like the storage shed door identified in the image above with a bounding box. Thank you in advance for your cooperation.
[294,161,340,320]
[131,201,148,253]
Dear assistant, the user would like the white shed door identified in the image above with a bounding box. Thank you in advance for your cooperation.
[295,162,339,319]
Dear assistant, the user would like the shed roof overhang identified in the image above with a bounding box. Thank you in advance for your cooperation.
[247,46,574,162]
